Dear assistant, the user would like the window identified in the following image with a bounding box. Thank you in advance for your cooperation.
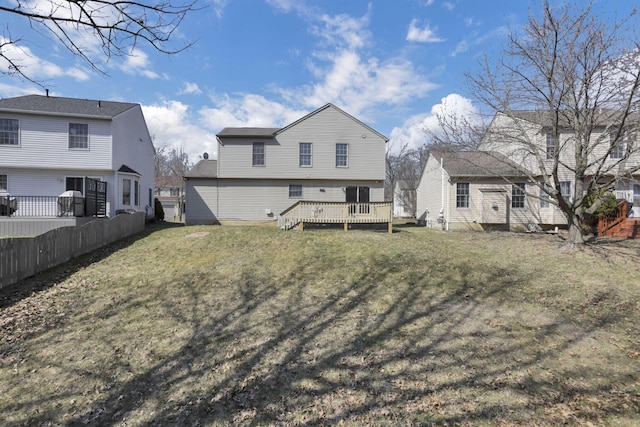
[123,178,131,205]
[539,184,550,208]
[134,180,139,206]
[560,181,572,202]
[252,142,265,166]
[546,133,556,160]
[0,174,7,191]
[69,123,89,149]
[456,183,470,208]
[511,183,526,209]
[0,118,19,145]
[610,131,627,159]
[299,143,312,167]
[170,187,180,197]
[66,177,84,194]
[336,143,348,167]
[289,184,302,198]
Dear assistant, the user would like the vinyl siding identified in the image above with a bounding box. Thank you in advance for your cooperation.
[416,156,446,224]
[218,106,386,181]
[0,112,112,169]
[185,179,384,224]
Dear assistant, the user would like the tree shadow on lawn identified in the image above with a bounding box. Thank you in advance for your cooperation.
[14,251,640,426]
[0,221,183,310]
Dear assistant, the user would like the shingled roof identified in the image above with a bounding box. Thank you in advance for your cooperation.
[507,109,638,128]
[0,94,138,118]
[185,160,218,178]
[216,127,279,138]
[432,150,530,178]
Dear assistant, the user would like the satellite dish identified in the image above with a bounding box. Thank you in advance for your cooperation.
[203,152,209,159]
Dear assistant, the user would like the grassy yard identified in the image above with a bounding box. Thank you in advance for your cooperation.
[1,224,639,426]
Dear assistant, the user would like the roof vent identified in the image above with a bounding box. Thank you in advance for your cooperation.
[203,152,209,159]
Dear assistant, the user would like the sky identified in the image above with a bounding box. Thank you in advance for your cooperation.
[0,0,635,163]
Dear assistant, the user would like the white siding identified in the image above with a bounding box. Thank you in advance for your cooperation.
[218,105,386,181]
[186,179,384,224]
[416,156,446,224]
[0,113,112,170]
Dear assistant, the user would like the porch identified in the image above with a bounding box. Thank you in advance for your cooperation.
[598,200,640,239]
[278,201,393,233]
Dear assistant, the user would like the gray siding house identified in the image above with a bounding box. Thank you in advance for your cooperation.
[185,103,388,225]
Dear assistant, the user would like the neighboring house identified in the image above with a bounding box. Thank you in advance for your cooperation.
[0,94,155,218]
[185,103,388,225]
[416,150,566,231]
[481,111,640,218]
[393,180,416,218]
[155,176,184,221]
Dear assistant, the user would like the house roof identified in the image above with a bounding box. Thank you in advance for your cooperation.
[185,159,218,178]
[155,176,183,188]
[506,109,638,128]
[432,150,529,178]
[276,103,389,142]
[118,165,141,175]
[215,103,389,142]
[216,127,280,138]
[0,94,138,119]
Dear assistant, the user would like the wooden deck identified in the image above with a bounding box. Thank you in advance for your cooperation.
[279,201,393,233]
[598,200,640,239]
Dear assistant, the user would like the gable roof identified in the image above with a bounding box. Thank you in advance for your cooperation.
[0,94,138,119]
[185,160,218,178]
[432,150,529,178]
[276,103,389,141]
[504,109,638,128]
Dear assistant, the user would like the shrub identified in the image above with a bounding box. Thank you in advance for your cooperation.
[154,197,165,221]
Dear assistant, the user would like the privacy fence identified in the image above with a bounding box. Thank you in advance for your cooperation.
[0,212,145,289]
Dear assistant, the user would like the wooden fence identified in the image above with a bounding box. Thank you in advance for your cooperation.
[0,212,145,289]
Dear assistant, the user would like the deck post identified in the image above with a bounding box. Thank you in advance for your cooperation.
[344,221,348,232]
[300,221,304,232]
[388,221,393,234]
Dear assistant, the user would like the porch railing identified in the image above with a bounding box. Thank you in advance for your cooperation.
[0,195,85,217]
[279,201,393,232]
[598,200,628,236]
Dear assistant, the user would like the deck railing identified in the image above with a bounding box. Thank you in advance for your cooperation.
[279,201,393,232]
[0,195,85,217]
[598,200,628,236]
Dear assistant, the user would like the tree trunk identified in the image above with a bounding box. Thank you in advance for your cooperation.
[566,215,585,246]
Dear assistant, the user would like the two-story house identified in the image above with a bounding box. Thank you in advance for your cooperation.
[417,110,640,232]
[184,103,388,225]
[0,94,155,218]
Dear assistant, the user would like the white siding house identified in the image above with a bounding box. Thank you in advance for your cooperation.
[185,103,388,225]
[0,94,155,218]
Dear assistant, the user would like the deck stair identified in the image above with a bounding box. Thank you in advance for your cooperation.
[598,200,640,239]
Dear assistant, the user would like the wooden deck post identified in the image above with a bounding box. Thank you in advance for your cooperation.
[344,221,348,232]
[388,221,393,234]
[300,221,304,232]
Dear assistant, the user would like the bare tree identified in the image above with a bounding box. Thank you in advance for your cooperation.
[1,0,199,83]
[155,145,191,221]
[465,1,640,246]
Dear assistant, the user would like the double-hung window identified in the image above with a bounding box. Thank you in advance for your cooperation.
[336,143,348,167]
[0,174,7,191]
[122,178,131,205]
[252,142,265,166]
[546,133,556,160]
[456,183,470,208]
[610,131,627,159]
[511,183,526,209]
[289,184,302,198]
[299,143,312,167]
[539,183,551,208]
[560,181,572,202]
[69,123,89,149]
[0,118,19,145]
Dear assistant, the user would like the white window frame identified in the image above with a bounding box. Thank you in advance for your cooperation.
[252,142,265,166]
[122,178,132,205]
[511,183,526,209]
[546,133,556,160]
[0,174,7,191]
[289,184,302,198]
[69,123,89,150]
[560,181,572,202]
[336,143,348,167]
[0,118,19,146]
[299,142,312,167]
[539,184,551,208]
[456,182,470,208]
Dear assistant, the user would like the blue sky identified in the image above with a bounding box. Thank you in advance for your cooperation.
[0,0,634,162]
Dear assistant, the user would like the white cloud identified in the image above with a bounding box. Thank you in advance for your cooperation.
[142,100,217,161]
[406,19,445,43]
[119,48,159,78]
[387,94,482,153]
[0,37,91,81]
[179,82,203,95]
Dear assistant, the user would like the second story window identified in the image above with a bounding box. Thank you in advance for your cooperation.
[0,118,19,145]
[69,123,89,149]
[0,174,7,191]
[336,143,348,167]
[560,181,572,202]
[546,133,556,160]
[511,183,526,209]
[252,142,265,166]
[456,182,469,208]
[299,143,312,167]
[610,131,627,159]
